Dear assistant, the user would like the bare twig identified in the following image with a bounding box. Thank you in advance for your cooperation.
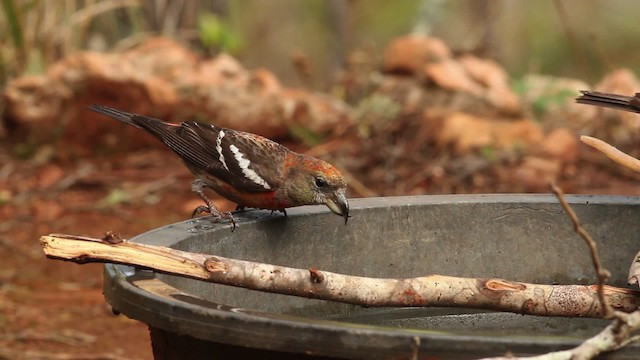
[481,311,640,360]
[481,186,640,359]
[580,136,640,288]
[40,233,640,317]
[551,183,614,318]
[581,135,640,174]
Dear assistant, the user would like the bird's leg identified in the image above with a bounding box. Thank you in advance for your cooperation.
[191,179,236,230]
[269,209,287,217]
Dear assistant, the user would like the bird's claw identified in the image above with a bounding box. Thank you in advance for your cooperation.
[191,205,211,218]
[218,211,237,231]
[269,209,287,217]
[191,205,237,231]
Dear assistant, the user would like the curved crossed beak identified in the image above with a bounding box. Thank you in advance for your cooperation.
[324,192,350,224]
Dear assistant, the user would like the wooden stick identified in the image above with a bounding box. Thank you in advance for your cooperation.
[581,135,640,174]
[40,233,640,317]
[551,183,614,318]
[481,186,640,359]
[479,311,640,360]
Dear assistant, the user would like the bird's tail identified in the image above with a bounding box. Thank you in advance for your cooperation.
[575,90,640,114]
[88,104,144,129]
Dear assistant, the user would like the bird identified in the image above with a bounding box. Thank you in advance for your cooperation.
[88,105,350,229]
[575,90,640,114]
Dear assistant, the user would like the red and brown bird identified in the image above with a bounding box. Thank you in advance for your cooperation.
[89,105,349,227]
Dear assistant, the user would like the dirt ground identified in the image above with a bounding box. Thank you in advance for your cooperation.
[1,140,640,360]
[0,150,229,360]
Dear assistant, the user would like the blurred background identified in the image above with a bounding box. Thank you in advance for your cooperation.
[3,1,640,359]
[4,0,640,87]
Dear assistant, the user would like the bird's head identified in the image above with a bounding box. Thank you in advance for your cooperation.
[283,154,349,223]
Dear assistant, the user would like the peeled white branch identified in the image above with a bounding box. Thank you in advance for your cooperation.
[581,135,640,174]
[40,233,640,317]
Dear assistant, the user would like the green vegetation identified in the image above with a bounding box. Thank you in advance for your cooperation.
[197,12,240,54]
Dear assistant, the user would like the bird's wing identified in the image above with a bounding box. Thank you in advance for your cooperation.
[185,122,287,192]
[89,105,285,193]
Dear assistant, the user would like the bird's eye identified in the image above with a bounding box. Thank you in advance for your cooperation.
[315,177,327,188]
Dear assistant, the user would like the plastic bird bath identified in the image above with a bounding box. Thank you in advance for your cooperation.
[103,194,640,359]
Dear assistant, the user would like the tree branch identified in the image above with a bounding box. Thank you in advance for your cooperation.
[551,183,614,318]
[40,233,640,317]
[480,187,640,360]
[580,135,640,174]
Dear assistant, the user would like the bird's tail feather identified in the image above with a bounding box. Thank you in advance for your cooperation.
[575,91,640,114]
[88,104,143,129]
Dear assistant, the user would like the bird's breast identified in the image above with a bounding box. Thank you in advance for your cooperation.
[201,175,287,210]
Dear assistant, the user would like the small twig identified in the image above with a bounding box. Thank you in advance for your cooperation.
[581,135,640,174]
[480,312,640,360]
[40,233,640,317]
[482,186,640,359]
[551,183,614,318]
[410,336,420,360]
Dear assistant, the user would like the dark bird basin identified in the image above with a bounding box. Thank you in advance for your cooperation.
[103,194,640,359]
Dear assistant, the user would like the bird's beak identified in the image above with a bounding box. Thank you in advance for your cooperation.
[325,192,350,224]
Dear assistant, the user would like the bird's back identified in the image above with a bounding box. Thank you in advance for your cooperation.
[89,105,288,193]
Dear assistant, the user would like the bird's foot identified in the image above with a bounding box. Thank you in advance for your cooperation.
[191,205,236,231]
[191,205,211,217]
[191,180,236,231]
[216,211,237,231]
[269,209,287,217]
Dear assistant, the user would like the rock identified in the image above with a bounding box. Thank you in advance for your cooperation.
[424,59,483,96]
[382,35,451,75]
[594,68,640,96]
[2,75,72,140]
[514,156,562,191]
[459,55,521,115]
[1,37,351,155]
[423,54,521,115]
[431,111,543,153]
[539,128,579,163]
[458,55,509,88]
[592,69,640,140]
[250,68,282,96]
[485,85,522,116]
